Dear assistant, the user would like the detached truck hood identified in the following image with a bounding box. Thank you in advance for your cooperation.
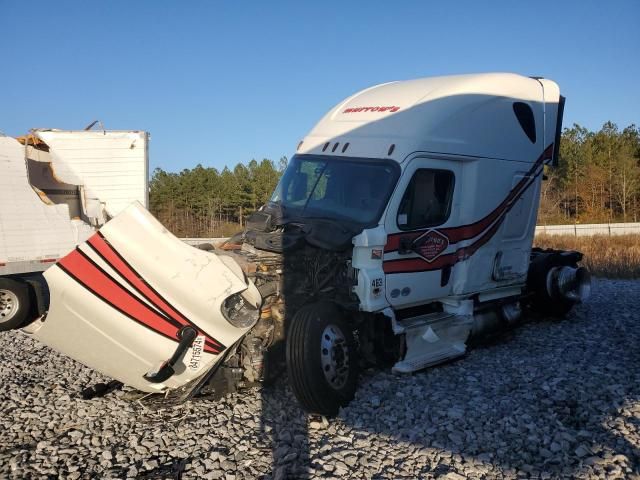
[26,202,260,393]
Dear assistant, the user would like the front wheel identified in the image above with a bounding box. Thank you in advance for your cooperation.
[286,302,359,416]
[0,278,32,332]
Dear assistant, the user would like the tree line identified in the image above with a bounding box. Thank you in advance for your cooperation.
[149,122,640,237]
[149,158,287,237]
[539,122,640,225]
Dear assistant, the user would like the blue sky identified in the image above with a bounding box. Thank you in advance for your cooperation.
[2,1,638,173]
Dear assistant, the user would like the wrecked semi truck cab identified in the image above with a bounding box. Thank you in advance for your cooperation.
[24,74,590,415]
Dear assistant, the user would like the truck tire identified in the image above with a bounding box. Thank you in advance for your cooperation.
[0,278,32,332]
[286,302,359,416]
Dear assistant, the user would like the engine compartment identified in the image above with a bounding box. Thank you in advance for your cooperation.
[208,211,360,390]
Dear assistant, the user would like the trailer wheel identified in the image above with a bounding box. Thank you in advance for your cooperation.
[286,302,359,416]
[0,278,31,331]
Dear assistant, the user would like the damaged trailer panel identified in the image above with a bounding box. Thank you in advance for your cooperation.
[32,129,149,219]
[1,129,149,276]
[0,128,149,331]
[0,134,94,275]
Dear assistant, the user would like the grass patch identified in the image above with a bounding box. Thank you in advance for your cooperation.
[534,234,640,279]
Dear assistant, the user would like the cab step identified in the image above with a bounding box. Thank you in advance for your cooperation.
[396,311,458,333]
[392,313,473,374]
[392,343,466,373]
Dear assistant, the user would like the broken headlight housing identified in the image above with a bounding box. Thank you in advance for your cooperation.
[222,292,260,329]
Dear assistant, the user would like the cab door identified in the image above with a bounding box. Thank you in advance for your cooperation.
[383,157,461,308]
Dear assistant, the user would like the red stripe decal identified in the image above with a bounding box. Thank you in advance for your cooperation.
[383,216,506,274]
[385,144,553,253]
[59,251,189,343]
[87,234,222,349]
[86,234,224,352]
[59,249,222,355]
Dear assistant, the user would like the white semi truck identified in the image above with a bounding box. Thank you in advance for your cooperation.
[15,74,590,415]
[0,128,148,330]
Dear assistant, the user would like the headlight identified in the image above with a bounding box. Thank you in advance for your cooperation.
[221,292,260,329]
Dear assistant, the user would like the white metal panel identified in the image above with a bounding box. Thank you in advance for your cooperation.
[449,158,542,295]
[0,135,94,271]
[30,203,259,392]
[35,130,149,216]
[299,73,548,163]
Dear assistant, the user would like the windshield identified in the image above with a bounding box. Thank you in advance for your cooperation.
[269,155,400,225]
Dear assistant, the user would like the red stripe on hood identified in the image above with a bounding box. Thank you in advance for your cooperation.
[87,233,225,351]
[58,249,223,355]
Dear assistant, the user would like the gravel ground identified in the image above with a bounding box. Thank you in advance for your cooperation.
[1,278,639,479]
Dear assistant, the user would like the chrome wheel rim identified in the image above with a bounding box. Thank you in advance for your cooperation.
[0,289,19,324]
[320,324,349,389]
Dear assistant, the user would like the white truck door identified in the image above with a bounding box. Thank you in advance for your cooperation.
[383,157,461,308]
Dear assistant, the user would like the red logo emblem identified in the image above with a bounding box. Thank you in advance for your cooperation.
[412,230,449,262]
[342,106,401,114]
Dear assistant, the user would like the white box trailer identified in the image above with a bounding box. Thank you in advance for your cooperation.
[0,128,148,329]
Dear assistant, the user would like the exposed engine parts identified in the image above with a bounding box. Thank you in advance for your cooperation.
[219,224,358,386]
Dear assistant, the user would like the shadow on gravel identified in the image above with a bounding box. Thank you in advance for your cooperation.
[256,293,640,479]
[256,262,312,480]
[259,383,310,480]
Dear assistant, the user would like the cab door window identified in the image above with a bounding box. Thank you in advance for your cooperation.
[397,169,454,230]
